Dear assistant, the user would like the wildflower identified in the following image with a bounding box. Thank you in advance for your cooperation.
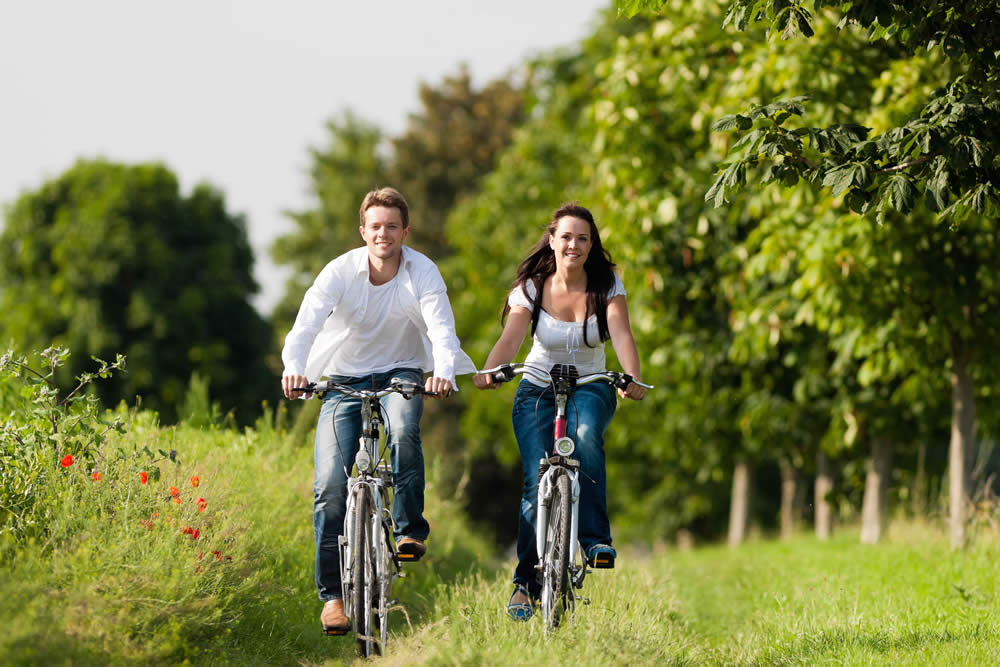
[173,497,182,504]
[60,455,74,468]
[191,529,200,540]
[91,472,102,482]
[169,486,180,497]
[190,476,200,488]
[196,497,207,512]
[212,550,221,561]
[139,471,148,485]
[181,526,194,535]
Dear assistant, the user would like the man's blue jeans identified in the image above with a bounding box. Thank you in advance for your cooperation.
[510,380,617,597]
[313,367,429,602]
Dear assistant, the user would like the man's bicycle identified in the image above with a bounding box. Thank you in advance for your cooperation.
[477,363,652,630]
[296,378,436,657]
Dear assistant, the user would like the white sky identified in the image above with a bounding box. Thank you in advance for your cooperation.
[1,0,609,314]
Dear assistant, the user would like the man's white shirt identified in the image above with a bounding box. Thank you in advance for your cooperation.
[281,245,476,389]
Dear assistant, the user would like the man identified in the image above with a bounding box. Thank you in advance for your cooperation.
[281,187,475,635]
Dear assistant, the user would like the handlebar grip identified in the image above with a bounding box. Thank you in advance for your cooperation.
[491,365,516,384]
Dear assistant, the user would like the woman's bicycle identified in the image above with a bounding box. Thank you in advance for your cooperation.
[296,378,436,657]
[477,363,652,630]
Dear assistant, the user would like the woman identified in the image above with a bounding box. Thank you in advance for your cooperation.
[473,203,646,621]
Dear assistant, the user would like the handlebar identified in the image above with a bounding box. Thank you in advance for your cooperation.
[476,363,654,390]
[293,378,438,400]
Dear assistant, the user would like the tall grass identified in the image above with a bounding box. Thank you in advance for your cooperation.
[0,405,496,665]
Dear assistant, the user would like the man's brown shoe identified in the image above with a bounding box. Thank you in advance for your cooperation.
[396,536,426,561]
[321,599,349,636]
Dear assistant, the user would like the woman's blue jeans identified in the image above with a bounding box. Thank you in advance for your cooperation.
[511,380,617,597]
[312,367,429,602]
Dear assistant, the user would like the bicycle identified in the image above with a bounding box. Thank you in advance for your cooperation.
[477,362,652,630]
[296,378,436,657]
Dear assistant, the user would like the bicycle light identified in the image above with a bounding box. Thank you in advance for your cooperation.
[554,437,575,457]
[355,448,372,473]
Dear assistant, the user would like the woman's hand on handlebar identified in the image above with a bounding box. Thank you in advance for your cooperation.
[282,374,313,400]
[618,380,647,401]
[473,373,498,390]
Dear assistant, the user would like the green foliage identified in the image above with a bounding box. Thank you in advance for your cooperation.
[389,65,525,259]
[700,1,1000,222]
[0,159,278,424]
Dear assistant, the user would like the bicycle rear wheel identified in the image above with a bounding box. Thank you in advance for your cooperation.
[540,470,572,629]
[351,488,379,657]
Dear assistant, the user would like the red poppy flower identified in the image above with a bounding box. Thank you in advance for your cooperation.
[139,471,148,485]
[60,455,74,468]
[173,497,182,504]
[191,529,200,540]
[181,526,194,535]
[212,550,221,561]
[169,486,179,497]
[190,476,200,488]
[91,472,102,481]
[196,498,207,512]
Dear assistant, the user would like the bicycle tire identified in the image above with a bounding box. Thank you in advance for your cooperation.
[351,487,378,657]
[373,510,391,653]
[541,470,572,629]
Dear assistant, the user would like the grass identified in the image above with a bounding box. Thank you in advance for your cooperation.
[3,411,1000,665]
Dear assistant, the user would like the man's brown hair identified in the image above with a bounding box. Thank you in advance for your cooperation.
[359,187,410,228]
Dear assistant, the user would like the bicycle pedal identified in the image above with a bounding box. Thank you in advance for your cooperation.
[395,552,418,561]
[323,627,349,637]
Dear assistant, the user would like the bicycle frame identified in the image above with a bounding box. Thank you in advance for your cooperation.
[535,370,582,570]
[340,396,396,621]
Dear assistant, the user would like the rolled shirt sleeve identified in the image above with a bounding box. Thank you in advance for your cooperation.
[416,265,477,389]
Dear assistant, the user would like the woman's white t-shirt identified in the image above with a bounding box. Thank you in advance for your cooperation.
[507,274,626,387]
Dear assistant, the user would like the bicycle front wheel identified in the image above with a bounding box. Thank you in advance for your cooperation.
[351,487,380,657]
[540,470,572,629]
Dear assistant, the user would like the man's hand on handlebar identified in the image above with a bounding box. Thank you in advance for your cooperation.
[282,374,313,400]
[424,375,453,398]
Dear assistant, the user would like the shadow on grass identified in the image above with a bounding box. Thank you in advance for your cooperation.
[756,624,1000,663]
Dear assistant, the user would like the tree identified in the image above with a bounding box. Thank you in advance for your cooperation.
[0,159,277,423]
[621,1,1000,222]
[390,65,525,259]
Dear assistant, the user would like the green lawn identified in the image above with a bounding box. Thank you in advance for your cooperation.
[3,414,1000,665]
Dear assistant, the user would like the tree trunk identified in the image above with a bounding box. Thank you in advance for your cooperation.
[912,442,927,517]
[728,461,751,546]
[950,341,976,549]
[815,450,834,540]
[780,459,801,539]
[860,437,892,544]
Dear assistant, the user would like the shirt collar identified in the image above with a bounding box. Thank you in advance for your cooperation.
[352,245,411,278]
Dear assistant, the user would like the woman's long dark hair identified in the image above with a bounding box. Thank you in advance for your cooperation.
[502,203,617,346]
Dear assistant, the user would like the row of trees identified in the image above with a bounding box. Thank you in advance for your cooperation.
[445,1,1000,548]
[4,2,997,549]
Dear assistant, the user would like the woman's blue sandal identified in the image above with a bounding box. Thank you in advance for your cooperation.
[506,583,534,621]
[587,544,617,569]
